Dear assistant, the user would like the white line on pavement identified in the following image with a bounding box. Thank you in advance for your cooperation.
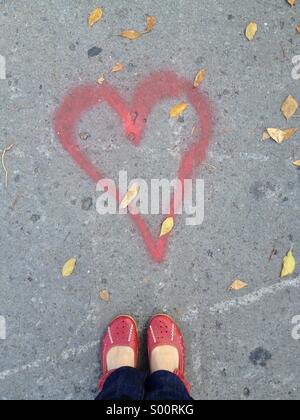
[210,277,300,314]
[0,340,99,381]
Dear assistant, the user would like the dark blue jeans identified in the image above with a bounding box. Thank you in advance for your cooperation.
[96,367,193,400]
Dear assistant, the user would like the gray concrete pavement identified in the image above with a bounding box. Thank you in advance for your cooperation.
[0,0,300,400]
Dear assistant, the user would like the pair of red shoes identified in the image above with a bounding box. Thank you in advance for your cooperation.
[98,314,191,393]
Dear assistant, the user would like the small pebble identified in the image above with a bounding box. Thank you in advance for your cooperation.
[30,214,41,223]
[81,197,93,211]
[88,47,102,58]
[243,388,251,398]
[79,132,91,141]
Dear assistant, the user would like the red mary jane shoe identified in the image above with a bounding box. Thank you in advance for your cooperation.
[98,315,139,392]
[147,314,191,394]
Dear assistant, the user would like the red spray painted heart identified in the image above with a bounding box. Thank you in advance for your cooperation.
[54,71,213,263]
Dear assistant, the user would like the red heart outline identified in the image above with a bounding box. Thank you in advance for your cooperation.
[54,71,213,263]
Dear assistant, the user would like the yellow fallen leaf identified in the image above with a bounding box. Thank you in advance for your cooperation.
[144,15,156,33]
[267,128,298,144]
[120,183,140,209]
[160,217,174,237]
[287,0,296,6]
[284,128,298,140]
[97,75,105,85]
[281,249,296,278]
[88,8,103,27]
[100,290,110,303]
[111,63,124,73]
[281,95,298,120]
[62,258,77,278]
[228,279,248,291]
[293,160,300,166]
[169,103,189,119]
[119,30,141,40]
[245,22,258,41]
[266,128,285,144]
[194,69,207,88]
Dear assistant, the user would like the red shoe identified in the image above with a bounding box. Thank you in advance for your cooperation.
[98,315,139,392]
[147,314,191,393]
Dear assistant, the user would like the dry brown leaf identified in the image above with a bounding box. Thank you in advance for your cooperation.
[100,290,110,303]
[262,131,271,141]
[194,69,207,88]
[245,22,258,41]
[284,128,298,140]
[144,15,156,33]
[228,279,248,291]
[119,30,141,40]
[111,63,124,73]
[281,95,298,120]
[297,24,300,33]
[267,128,298,144]
[169,103,189,119]
[281,249,296,278]
[160,217,174,237]
[267,128,285,144]
[120,183,140,209]
[287,0,296,6]
[97,75,105,85]
[293,160,300,167]
[62,258,77,278]
[88,8,103,27]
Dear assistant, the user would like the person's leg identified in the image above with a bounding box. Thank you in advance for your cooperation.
[96,315,146,400]
[145,314,193,401]
[96,367,146,400]
[145,371,193,400]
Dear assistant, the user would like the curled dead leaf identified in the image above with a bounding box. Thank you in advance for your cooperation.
[100,290,110,303]
[267,128,298,144]
[297,25,300,33]
[194,69,207,88]
[281,95,298,120]
[62,258,77,278]
[284,128,298,140]
[160,217,174,237]
[281,249,296,278]
[120,183,140,209]
[228,279,248,291]
[88,8,103,27]
[111,63,124,73]
[169,103,189,119]
[245,22,258,41]
[119,30,141,40]
[287,0,296,6]
[293,160,300,167]
[144,15,156,33]
[266,128,285,144]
